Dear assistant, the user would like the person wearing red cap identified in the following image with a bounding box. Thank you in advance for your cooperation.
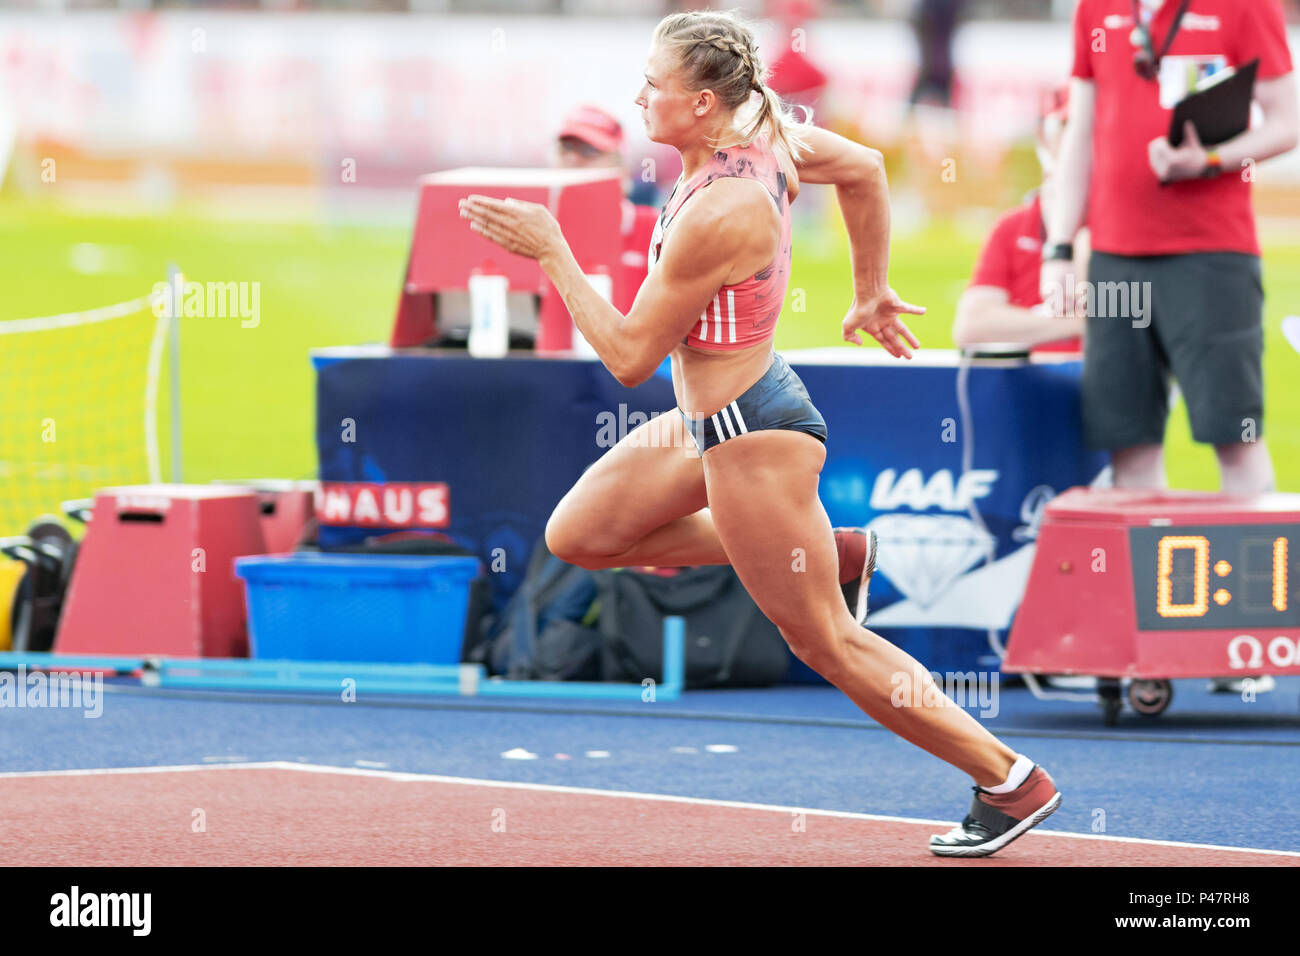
[553,104,660,315]
[556,104,626,165]
[954,88,1087,353]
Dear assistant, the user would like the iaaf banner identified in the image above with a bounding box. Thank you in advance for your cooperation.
[315,482,449,529]
[311,348,1109,678]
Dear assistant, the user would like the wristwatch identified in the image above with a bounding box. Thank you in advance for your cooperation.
[1201,150,1223,178]
[1042,243,1074,262]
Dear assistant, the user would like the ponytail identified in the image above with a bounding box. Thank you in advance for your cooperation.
[736,85,814,163]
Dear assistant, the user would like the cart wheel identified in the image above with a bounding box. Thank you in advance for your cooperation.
[1098,678,1122,726]
[25,517,71,550]
[1128,679,1173,717]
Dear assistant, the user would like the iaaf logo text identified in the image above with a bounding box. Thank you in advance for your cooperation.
[870,468,998,512]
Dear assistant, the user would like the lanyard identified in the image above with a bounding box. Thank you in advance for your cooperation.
[1131,0,1194,71]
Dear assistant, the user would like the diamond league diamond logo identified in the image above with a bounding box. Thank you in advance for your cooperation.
[867,513,996,609]
[865,468,999,609]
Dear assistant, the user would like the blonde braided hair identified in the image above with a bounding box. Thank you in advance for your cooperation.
[698,32,763,90]
[653,9,814,161]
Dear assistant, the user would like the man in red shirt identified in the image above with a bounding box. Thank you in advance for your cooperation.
[954,89,1086,353]
[1042,0,1298,493]
[554,105,660,314]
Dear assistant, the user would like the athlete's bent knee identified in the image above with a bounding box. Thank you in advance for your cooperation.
[545,514,586,567]
[545,512,617,570]
[778,623,845,682]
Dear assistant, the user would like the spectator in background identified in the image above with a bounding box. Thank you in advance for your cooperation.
[765,0,828,115]
[554,105,660,313]
[954,87,1087,353]
[1043,0,1298,495]
[909,0,964,108]
[1048,0,1298,696]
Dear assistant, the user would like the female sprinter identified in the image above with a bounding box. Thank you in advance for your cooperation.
[460,9,1061,858]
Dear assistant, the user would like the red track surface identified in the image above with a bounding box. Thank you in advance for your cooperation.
[2,766,1294,866]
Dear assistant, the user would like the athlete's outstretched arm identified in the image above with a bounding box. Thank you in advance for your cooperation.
[791,126,924,358]
[460,183,762,387]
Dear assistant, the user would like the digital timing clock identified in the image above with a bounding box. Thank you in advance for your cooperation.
[1004,488,1300,724]
[1129,524,1296,631]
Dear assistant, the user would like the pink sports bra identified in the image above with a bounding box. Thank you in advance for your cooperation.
[646,136,793,352]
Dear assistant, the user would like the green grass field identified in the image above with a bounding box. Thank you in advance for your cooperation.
[1,194,1297,527]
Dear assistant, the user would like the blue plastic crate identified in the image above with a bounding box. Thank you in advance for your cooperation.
[235,553,481,664]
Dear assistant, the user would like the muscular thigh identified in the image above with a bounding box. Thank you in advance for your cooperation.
[549,409,707,553]
[702,430,843,635]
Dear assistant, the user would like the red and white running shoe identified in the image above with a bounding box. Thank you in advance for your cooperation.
[833,527,877,626]
[929,765,1062,858]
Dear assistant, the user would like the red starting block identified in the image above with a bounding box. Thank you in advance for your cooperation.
[1005,487,1300,721]
[56,485,268,657]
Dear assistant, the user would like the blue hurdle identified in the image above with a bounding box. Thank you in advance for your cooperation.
[0,653,145,673]
[0,616,686,701]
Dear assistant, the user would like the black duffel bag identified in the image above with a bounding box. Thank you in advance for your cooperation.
[475,535,602,681]
[594,566,790,689]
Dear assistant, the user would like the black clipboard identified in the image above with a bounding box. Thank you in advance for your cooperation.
[1168,58,1258,148]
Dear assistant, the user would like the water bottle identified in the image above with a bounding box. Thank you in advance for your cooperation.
[467,273,509,359]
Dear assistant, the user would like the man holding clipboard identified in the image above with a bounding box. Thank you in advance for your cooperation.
[1042,0,1298,495]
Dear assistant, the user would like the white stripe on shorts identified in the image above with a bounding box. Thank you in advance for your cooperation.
[730,401,748,434]
[711,412,726,443]
[718,404,738,439]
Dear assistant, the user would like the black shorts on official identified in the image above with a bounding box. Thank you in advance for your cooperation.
[1082,250,1264,451]
[678,352,828,455]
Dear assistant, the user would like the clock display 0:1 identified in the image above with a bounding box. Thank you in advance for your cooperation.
[1130,524,1299,631]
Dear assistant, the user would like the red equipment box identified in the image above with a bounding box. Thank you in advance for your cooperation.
[391,166,624,352]
[55,485,268,658]
[256,483,314,554]
[1005,488,1300,689]
[213,479,317,553]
